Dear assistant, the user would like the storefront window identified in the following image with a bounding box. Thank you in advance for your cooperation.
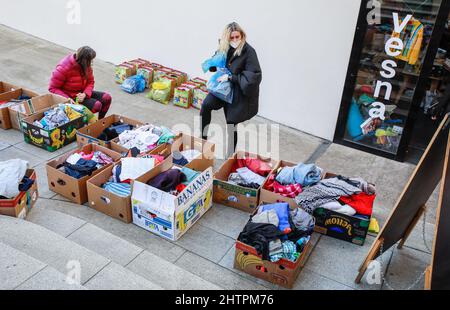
[343,0,443,154]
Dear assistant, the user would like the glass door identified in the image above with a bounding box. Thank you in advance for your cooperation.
[335,0,448,159]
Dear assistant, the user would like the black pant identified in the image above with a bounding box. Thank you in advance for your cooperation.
[200,94,238,152]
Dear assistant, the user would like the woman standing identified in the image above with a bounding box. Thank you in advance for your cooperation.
[49,46,111,119]
[201,22,262,153]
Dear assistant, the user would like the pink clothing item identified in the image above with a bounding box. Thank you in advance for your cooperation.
[49,54,95,99]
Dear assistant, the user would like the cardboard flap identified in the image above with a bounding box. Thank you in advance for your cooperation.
[132,181,175,216]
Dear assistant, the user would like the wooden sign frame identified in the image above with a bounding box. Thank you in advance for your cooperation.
[355,114,450,290]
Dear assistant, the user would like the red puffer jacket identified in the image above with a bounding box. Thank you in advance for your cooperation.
[48,54,95,99]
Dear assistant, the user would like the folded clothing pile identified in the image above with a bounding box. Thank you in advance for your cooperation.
[146,166,200,196]
[264,163,323,198]
[62,151,114,179]
[0,159,33,199]
[295,175,376,219]
[102,156,164,197]
[117,124,175,154]
[97,122,134,142]
[238,202,314,262]
[172,149,202,166]
[33,104,83,130]
[0,95,32,109]
[228,157,273,189]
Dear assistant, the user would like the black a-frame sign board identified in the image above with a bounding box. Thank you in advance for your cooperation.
[355,113,450,290]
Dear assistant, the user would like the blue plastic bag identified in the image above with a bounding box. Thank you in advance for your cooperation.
[121,75,146,94]
[202,52,227,73]
[207,68,234,104]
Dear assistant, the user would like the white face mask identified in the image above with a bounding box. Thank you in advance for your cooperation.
[230,40,241,49]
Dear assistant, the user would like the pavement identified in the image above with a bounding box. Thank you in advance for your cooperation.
[0,24,439,290]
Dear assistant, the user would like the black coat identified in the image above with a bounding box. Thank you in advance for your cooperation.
[225,43,262,124]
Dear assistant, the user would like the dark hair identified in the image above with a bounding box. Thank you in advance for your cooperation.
[75,46,96,76]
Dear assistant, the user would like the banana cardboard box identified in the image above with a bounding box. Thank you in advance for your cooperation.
[131,158,213,241]
[21,106,88,152]
[233,206,313,289]
[0,169,38,219]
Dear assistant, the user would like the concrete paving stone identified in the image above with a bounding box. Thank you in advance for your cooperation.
[15,266,86,290]
[33,163,54,199]
[14,140,77,162]
[50,193,72,202]
[291,268,355,290]
[173,222,236,263]
[84,262,162,290]
[0,147,44,168]
[382,247,431,290]
[27,207,86,238]
[218,245,280,290]
[0,141,10,150]
[0,145,45,167]
[67,223,144,266]
[127,250,222,290]
[0,215,110,284]
[198,204,251,239]
[36,199,186,263]
[0,128,25,145]
[0,241,46,290]
[175,251,268,290]
[401,220,435,255]
[306,235,394,290]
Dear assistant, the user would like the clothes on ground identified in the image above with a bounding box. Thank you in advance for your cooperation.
[295,175,376,217]
[251,209,279,227]
[63,151,114,179]
[119,157,155,181]
[0,159,29,199]
[258,203,292,234]
[102,182,131,197]
[263,174,302,198]
[294,177,362,214]
[118,124,175,154]
[275,163,323,187]
[239,201,315,262]
[231,157,273,177]
[97,122,134,141]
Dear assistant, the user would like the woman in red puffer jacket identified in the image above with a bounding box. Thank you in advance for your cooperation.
[49,46,111,119]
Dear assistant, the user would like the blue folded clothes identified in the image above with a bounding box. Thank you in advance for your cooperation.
[102,182,131,197]
[276,163,323,187]
[64,159,98,179]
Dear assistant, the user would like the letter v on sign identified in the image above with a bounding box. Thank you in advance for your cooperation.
[393,12,412,33]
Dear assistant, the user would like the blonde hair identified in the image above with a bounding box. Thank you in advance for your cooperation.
[218,22,247,57]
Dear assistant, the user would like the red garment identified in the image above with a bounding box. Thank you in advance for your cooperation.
[231,158,272,176]
[264,174,302,198]
[339,193,376,216]
[176,184,187,194]
[49,54,95,100]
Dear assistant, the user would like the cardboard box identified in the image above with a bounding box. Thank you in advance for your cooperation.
[0,88,40,130]
[190,77,207,87]
[233,206,313,289]
[132,159,213,241]
[86,165,132,223]
[21,106,87,152]
[154,133,215,172]
[137,67,154,88]
[76,114,144,149]
[313,173,371,246]
[192,87,208,110]
[8,93,67,131]
[115,63,136,84]
[213,152,277,213]
[0,81,21,94]
[173,86,192,108]
[46,144,122,204]
[0,169,38,219]
[260,160,306,210]
[87,154,173,223]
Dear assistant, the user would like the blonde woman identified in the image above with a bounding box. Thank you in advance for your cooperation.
[201,22,262,152]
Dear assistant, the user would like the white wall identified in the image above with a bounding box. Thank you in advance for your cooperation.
[0,0,361,140]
